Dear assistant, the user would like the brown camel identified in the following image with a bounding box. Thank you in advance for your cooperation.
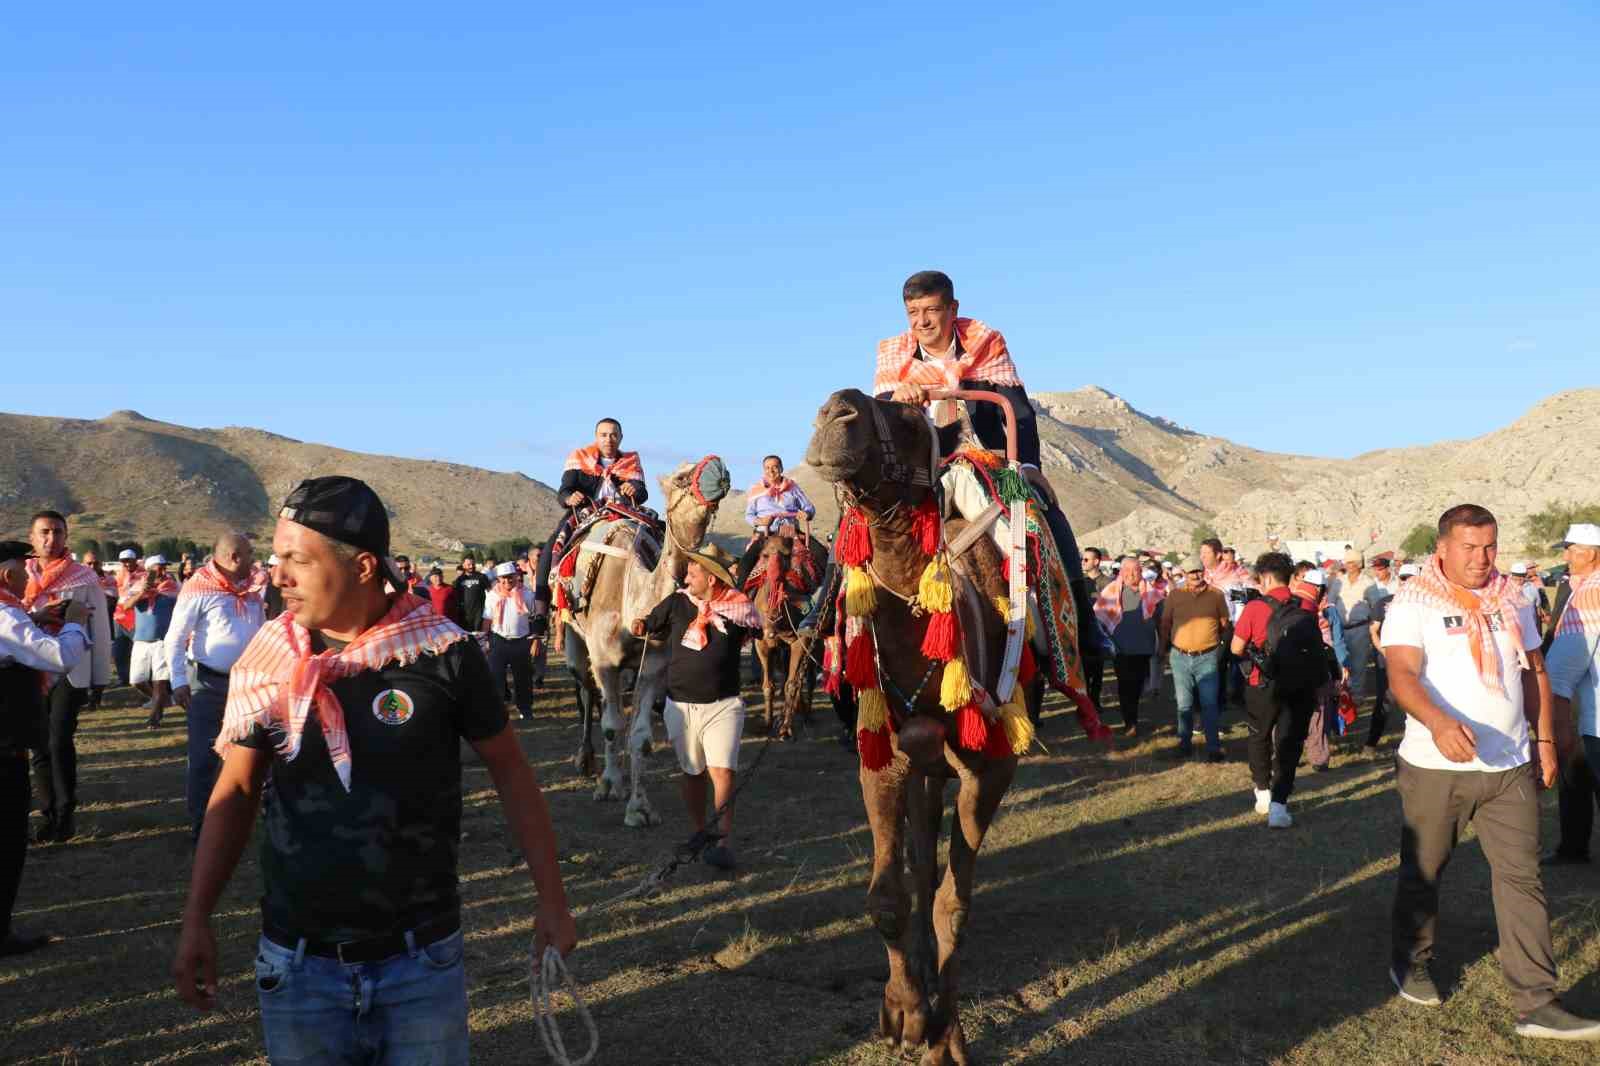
[805,388,1040,1066]
[748,529,827,739]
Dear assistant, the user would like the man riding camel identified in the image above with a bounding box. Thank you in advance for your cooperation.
[870,269,1102,649]
[744,455,815,537]
[532,417,649,632]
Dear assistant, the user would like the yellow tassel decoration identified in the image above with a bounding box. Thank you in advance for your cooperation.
[999,689,1035,754]
[940,655,973,711]
[845,566,877,617]
[918,557,954,614]
[857,687,889,732]
[994,593,1036,640]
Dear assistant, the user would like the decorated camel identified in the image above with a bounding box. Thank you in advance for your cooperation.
[804,387,1101,1066]
[744,528,827,739]
[555,456,730,827]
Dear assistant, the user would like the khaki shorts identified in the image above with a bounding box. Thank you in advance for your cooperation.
[130,640,171,684]
[663,696,745,775]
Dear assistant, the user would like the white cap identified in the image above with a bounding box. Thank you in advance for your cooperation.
[1554,523,1600,549]
[1303,568,1326,587]
[145,554,168,567]
[493,562,519,579]
[267,554,280,566]
[1399,563,1420,578]
[1510,563,1528,575]
[118,548,137,561]
[1141,568,1158,581]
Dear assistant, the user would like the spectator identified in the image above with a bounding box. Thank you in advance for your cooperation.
[1382,505,1596,1039]
[1329,549,1378,711]
[1543,524,1600,867]
[263,554,285,620]
[1081,547,1113,714]
[124,555,179,729]
[425,568,461,626]
[745,455,817,535]
[1157,555,1229,759]
[110,548,139,686]
[1291,566,1347,773]
[1231,551,1325,829]
[482,562,537,721]
[1093,556,1165,736]
[453,556,490,631]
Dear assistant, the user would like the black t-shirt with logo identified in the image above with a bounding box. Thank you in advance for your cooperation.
[238,636,507,941]
[454,572,491,628]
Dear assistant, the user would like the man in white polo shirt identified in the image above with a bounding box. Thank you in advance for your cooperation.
[1382,504,1598,1040]
[164,533,264,842]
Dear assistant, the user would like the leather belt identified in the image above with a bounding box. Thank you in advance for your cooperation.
[1173,644,1220,656]
[193,661,230,684]
[263,909,460,964]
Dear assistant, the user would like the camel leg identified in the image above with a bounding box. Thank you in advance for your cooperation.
[565,629,598,778]
[921,753,1016,1066]
[623,654,663,829]
[754,637,777,737]
[593,658,628,802]
[861,755,932,1051]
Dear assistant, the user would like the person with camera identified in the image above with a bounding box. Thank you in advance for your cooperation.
[1231,552,1328,829]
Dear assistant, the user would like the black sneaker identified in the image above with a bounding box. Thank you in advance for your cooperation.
[1390,961,1442,1006]
[702,844,737,871]
[1515,1001,1600,1041]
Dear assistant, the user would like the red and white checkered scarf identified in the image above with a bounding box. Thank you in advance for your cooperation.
[490,582,532,629]
[748,476,796,502]
[1204,562,1251,591]
[564,445,644,485]
[1093,576,1165,630]
[178,561,261,619]
[216,593,467,790]
[873,318,1024,421]
[0,586,24,612]
[1392,554,1527,696]
[680,585,759,651]
[118,569,179,609]
[23,556,101,609]
[1555,569,1600,638]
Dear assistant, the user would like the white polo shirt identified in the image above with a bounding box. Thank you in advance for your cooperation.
[1381,595,1540,772]
[483,585,534,639]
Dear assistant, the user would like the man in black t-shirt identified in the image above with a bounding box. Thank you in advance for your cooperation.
[172,477,575,1064]
[453,556,490,631]
[631,544,757,871]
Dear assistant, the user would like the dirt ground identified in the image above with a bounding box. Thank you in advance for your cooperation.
[5,658,1599,1066]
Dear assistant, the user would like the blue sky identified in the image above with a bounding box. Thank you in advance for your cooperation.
[4,4,1597,498]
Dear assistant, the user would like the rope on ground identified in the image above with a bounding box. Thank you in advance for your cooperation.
[530,943,598,1066]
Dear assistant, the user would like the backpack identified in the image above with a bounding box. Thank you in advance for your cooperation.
[1256,596,1330,693]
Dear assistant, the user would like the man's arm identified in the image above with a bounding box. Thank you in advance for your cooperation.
[471,726,576,956]
[1522,649,1559,786]
[164,592,202,697]
[0,607,89,673]
[1385,644,1477,763]
[1547,629,1597,772]
[173,745,272,1011]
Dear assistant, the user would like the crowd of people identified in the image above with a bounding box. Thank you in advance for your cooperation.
[2,270,1599,1056]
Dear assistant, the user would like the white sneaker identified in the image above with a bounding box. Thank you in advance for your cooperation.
[1254,789,1271,815]
[1268,802,1293,829]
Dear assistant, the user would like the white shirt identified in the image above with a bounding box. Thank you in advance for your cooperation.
[482,585,534,639]
[1548,622,1600,739]
[1382,595,1540,772]
[25,573,111,688]
[164,589,266,689]
[0,604,89,674]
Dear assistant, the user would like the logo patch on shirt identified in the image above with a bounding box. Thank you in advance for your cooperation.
[1442,615,1466,635]
[372,689,415,726]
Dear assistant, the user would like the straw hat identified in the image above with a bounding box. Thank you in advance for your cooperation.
[683,544,739,588]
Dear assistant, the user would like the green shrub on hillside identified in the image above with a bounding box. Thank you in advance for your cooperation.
[1525,500,1600,553]
[1401,523,1437,558]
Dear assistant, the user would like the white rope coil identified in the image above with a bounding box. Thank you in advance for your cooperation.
[530,944,598,1066]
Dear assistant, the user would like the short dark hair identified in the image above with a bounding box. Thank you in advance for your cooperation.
[30,510,67,529]
[1083,547,1103,561]
[395,554,410,564]
[595,417,622,434]
[1438,503,1497,539]
[762,454,782,467]
[1200,537,1224,554]
[902,270,955,304]
[1293,560,1314,576]
[1255,551,1294,584]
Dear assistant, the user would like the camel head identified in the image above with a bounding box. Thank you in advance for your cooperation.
[660,455,730,550]
[804,388,935,511]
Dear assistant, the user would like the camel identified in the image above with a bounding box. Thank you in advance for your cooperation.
[560,457,728,828]
[805,388,1042,1066]
[748,529,827,739]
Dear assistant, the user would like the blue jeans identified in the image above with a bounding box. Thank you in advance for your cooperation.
[1170,647,1222,752]
[255,929,469,1065]
[184,668,227,842]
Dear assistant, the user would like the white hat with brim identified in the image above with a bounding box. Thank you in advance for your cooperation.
[1510,563,1528,575]
[1398,563,1420,578]
[145,554,168,568]
[118,549,137,561]
[493,562,520,579]
[1303,568,1326,587]
[1553,523,1600,550]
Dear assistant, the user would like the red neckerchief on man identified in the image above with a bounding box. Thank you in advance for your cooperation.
[178,560,262,619]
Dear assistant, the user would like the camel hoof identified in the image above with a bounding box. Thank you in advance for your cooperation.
[572,748,597,778]
[593,777,621,802]
[879,992,931,1050]
[623,801,660,828]
[920,1018,970,1066]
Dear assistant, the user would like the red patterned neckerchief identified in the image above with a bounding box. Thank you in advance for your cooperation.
[679,585,759,650]
[215,593,467,790]
[873,317,1024,397]
[1093,576,1165,630]
[24,556,100,609]
[564,445,644,486]
[1391,554,1527,696]
[748,476,796,502]
[178,560,261,619]
[491,583,532,629]
[119,570,179,608]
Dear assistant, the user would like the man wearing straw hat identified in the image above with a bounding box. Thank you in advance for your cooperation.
[631,543,758,871]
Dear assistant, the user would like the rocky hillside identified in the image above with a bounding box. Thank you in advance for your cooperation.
[0,410,565,555]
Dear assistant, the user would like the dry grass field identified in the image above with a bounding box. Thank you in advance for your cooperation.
[5,660,1600,1066]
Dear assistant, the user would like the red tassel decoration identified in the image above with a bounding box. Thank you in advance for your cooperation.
[858,726,893,770]
[956,702,989,752]
[844,629,877,688]
[984,718,1015,759]
[920,610,960,661]
[553,585,569,611]
[558,550,578,579]
[910,497,941,557]
[1018,643,1038,685]
[1000,554,1010,584]
[839,508,872,567]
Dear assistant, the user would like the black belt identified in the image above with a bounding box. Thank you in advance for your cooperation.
[192,661,230,684]
[263,909,460,964]
[1173,645,1220,656]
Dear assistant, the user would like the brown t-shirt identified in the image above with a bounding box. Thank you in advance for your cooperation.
[1159,585,1230,654]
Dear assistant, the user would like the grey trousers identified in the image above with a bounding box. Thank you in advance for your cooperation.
[1392,756,1557,1013]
